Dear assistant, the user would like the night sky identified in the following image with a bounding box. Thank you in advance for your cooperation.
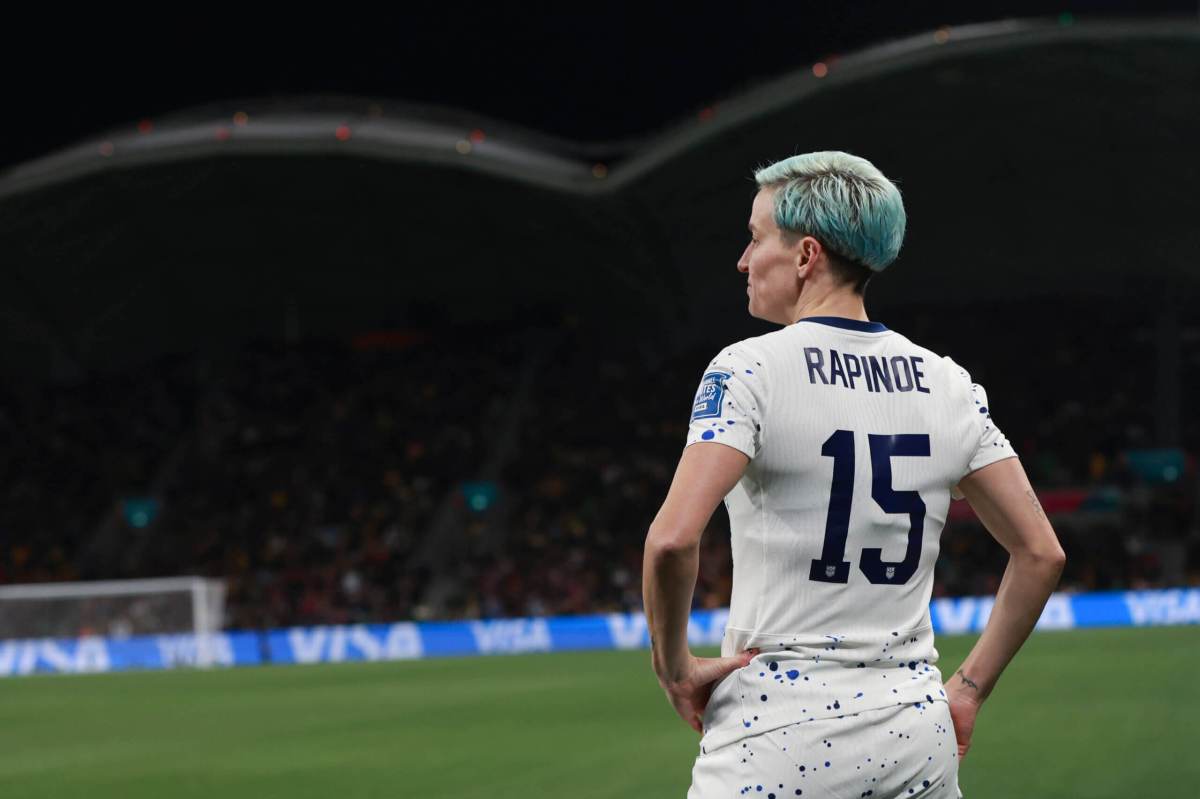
[0,1,1194,172]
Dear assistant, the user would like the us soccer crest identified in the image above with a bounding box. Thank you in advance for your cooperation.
[691,370,731,420]
[885,566,896,580]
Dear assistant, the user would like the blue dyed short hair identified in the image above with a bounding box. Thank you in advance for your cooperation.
[754,151,906,272]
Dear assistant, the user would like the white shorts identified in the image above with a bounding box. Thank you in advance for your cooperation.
[687,699,963,799]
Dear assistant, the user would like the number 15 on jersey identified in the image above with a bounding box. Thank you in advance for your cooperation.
[810,430,931,586]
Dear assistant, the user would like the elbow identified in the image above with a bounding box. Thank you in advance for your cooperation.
[1039,544,1067,586]
[1049,544,1067,577]
[1013,539,1066,578]
[1039,534,1067,573]
[644,527,700,562]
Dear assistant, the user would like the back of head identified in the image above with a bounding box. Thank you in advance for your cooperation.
[754,151,906,277]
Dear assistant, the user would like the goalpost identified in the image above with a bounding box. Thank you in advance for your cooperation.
[0,577,227,667]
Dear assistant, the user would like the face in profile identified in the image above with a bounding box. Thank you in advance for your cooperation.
[737,187,804,325]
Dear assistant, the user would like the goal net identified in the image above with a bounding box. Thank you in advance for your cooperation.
[0,577,226,651]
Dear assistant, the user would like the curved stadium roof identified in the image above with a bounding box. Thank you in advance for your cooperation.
[1,17,1198,375]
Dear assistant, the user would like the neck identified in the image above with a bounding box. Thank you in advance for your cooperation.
[787,287,868,325]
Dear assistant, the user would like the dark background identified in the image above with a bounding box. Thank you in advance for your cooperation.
[2,1,1196,167]
[1,2,1197,631]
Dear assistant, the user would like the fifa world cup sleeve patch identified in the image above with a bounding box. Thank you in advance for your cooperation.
[691,370,731,421]
[684,343,767,459]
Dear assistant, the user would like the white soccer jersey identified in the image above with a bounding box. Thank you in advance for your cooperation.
[684,315,1017,753]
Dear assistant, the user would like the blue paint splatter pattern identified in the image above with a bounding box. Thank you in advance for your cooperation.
[948,357,1018,495]
[963,367,1017,462]
[687,699,961,798]
[698,630,946,752]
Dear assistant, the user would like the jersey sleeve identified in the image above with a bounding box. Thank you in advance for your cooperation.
[684,342,768,460]
[948,360,1018,499]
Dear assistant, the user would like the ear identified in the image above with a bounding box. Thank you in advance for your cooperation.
[795,236,819,279]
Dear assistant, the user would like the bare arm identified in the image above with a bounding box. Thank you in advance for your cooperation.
[951,456,1066,698]
[945,455,1066,757]
[643,441,757,732]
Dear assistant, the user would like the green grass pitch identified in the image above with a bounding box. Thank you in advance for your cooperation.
[0,626,1195,798]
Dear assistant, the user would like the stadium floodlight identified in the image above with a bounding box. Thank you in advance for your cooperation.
[0,577,226,667]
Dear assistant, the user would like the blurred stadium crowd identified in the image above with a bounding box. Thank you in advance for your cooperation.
[2,303,1198,633]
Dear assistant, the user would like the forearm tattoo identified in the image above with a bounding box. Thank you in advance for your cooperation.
[955,669,980,691]
[1024,488,1047,521]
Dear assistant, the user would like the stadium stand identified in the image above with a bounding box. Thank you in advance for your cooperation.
[1,301,1196,631]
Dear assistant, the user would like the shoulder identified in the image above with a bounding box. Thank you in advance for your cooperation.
[700,338,771,407]
[706,333,772,372]
[714,327,793,366]
[884,328,946,365]
[883,330,986,406]
[923,350,992,412]
[886,330,972,383]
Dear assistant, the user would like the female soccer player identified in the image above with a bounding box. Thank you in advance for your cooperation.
[643,151,1066,798]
